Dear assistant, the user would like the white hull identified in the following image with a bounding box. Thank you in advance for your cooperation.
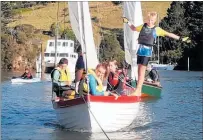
[53,97,140,132]
[151,64,175,70]
[11,78,41,83]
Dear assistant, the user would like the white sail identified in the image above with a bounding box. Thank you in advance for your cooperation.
[68,2,99,70]
[123,2,143,80]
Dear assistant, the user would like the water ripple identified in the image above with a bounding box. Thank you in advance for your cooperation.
[1,71,203,140]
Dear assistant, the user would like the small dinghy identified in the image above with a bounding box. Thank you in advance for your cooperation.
[11,77,41,83]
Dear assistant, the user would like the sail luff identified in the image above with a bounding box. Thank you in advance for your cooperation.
[82,2,99,69]
[123,2,143,80]
[77,2,87,70]
[68,2,99,70]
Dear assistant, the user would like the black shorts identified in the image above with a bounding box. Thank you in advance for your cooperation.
[137,55,150,66]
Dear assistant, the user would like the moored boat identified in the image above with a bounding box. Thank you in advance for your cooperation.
[131,81,162,98]
[150,62,175,70]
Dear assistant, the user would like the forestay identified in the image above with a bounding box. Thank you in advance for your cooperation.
[123,2,143,80]
[68,2,99,70]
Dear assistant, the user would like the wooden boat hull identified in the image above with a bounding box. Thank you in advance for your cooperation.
[131,81,162,97]
[53,95,141,132]
[52,81,162,132]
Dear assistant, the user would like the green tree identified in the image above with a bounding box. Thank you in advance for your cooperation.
[159,2,191,69]
[182,2,203,70]
[1,34,16,69]
[61,28,76,40]
[112,1,122,5]
[1,2,13,32]
[160,1,203,70]
[50,22,63,37]
[99,32,125,67]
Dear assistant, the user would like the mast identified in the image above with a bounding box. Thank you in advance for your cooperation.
[54,24,58,67]
[77,2,87,71]
[54,2,60,67]
[157,13,160,64]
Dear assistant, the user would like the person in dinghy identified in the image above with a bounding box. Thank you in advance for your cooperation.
[51,58,75,100]
[20,68,33,79]
[123,11,191,96]
[80,63,119,99]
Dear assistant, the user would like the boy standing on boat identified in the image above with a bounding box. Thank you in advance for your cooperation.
[123,12,190,96]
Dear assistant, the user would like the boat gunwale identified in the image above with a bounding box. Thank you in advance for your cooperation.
[53,95,142,109]
[143,82,162,89]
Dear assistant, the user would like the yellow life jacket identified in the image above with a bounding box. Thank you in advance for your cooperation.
[82,69,103,93]
[56,67,71,82]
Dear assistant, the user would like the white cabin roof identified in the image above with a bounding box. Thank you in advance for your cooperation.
[45,39,75,53]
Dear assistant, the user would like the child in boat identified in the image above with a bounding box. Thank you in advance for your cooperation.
[107,60,126,95]
[81,63,118,99]
[21,68,33,79]
[75,47,86,93]
[145,65,161,86]
[107,60,134,95]
[51,58,75,99]
[123,11,191,96]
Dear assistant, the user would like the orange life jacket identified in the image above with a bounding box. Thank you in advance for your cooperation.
[108,70,122,87]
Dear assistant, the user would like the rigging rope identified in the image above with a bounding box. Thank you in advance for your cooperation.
[80,94,111,140]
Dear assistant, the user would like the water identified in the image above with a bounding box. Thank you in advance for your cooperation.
[1,71,203,140]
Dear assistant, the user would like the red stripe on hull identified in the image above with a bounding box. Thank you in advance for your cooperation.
[54,95,142,108]
[88,95,142,103]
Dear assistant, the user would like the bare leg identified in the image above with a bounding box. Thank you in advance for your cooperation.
[130,64,147,96]
[75,69,84,82]
[75,69,84,93]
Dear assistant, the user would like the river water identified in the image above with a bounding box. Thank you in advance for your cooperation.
[1,70,203,140]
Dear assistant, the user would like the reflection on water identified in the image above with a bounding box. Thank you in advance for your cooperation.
[1,70,203,140]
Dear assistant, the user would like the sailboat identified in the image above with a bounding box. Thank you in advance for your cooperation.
[52,2,161,132]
